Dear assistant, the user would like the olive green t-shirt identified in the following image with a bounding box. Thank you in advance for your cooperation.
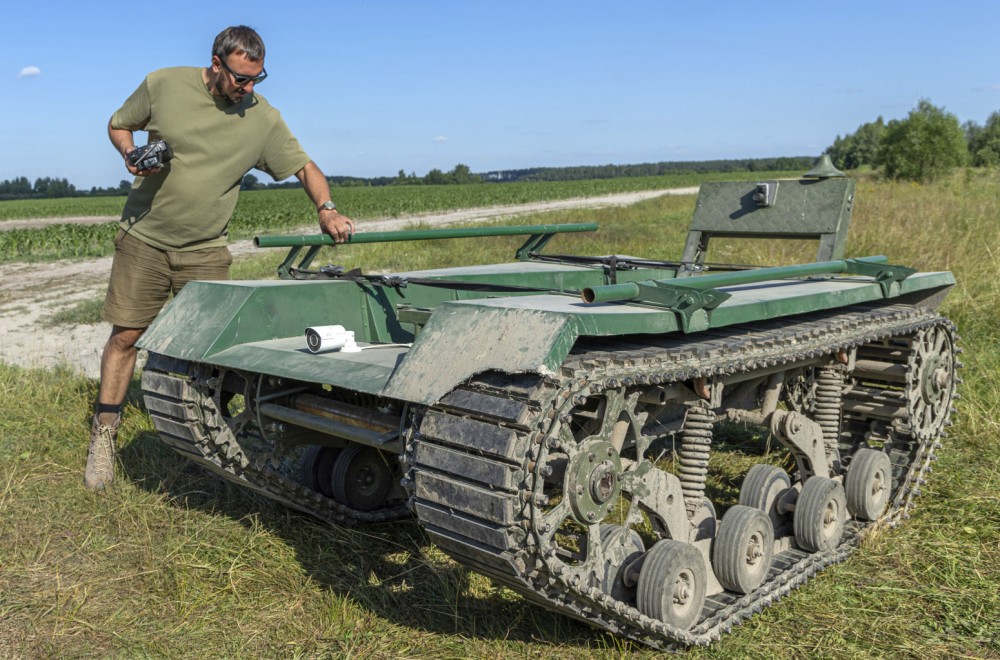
[111,66,310,251]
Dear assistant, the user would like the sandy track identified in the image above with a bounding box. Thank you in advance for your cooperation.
[0,187,696,378]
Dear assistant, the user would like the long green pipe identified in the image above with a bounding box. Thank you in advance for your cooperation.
[254,222,598,248]
[582,256,890,304]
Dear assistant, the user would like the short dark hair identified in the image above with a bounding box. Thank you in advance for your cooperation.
[212,26,265,63]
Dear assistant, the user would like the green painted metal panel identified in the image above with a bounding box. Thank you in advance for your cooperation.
[689,179,853,236]
[680,177,855,271]
[209,338,407,396]
[138,279,369,360]
[137,283,255,360]
[211,282,369,353]
[382,304,577,402]
[706,271,954,326]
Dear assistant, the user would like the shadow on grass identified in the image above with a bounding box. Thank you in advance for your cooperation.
[118,427,616,652]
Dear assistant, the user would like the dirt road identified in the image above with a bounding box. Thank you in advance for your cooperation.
[0,187,697,378]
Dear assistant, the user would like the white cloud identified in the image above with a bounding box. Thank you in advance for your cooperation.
[433,136,449,142]
[17,66,41,78]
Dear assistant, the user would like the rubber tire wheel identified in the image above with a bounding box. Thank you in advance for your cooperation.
[330,445,393,511]
[300,445,341,496]
[793,476,847,553]
[739,464,791,517]
[845,448,893,520]
[300,445,324,491]
[636,539,707,631]
[600,524,645,601]
[713,505,774,594]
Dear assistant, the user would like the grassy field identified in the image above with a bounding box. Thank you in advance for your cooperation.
[1,171,998,658]
[0,171,805,221]
[0,171,802,264]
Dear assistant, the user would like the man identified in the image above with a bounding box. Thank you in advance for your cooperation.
[85,25,355,490]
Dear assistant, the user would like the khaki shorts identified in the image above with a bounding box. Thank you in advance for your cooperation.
[102,229,233,328]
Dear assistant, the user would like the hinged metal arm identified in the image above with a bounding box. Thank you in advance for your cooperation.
[581,255,917,332]
[842,258,917,297]
[581,281,731,332]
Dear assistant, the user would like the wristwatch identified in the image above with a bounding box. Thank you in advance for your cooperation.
[318,201,337,213]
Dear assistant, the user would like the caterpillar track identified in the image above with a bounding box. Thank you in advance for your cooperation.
[403,303,958,649]
[141,354,410,525]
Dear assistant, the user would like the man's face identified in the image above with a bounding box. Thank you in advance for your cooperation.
[212,52,264,104]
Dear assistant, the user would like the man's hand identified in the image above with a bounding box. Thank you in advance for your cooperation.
[296,161,354,242]
[123,146,161,177]
[109,120,159,177]
[319,209,355,243]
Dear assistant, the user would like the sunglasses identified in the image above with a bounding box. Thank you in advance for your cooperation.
[219,59,267,86]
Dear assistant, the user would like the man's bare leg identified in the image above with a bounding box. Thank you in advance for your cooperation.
[97,325,146,423]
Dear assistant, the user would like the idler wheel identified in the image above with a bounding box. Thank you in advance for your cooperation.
[713,505,774,594]
[794,476,846,552]
[908,324,957,440]
[636,539,707,630]
[330,445,393,511]
[845,448,893,520]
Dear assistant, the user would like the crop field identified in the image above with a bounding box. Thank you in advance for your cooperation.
[0,171,802,263]
[0,171,998,658]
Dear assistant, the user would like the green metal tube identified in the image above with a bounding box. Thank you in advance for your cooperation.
[254,223,598,248]
[581,282,641,304]
[668,256,888,290]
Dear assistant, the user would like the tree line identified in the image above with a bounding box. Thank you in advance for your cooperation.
[243,158,813,191]
[0,176,131,201]
[479,157,814,183]
[825,98,995,181]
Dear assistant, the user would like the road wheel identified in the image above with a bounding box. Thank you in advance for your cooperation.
[845,448,892,520]
[713,505,774,594]
[636,539,707,630]
[794,476,846,552]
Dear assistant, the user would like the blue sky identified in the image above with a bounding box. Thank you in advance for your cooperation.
[3,1,1000,190]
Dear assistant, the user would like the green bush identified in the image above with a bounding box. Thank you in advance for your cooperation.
[877,99,967,181]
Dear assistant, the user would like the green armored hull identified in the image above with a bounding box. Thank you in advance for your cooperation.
[138,172,958,649]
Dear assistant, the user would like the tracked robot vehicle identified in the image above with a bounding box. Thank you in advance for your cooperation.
[139,160,958,648]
